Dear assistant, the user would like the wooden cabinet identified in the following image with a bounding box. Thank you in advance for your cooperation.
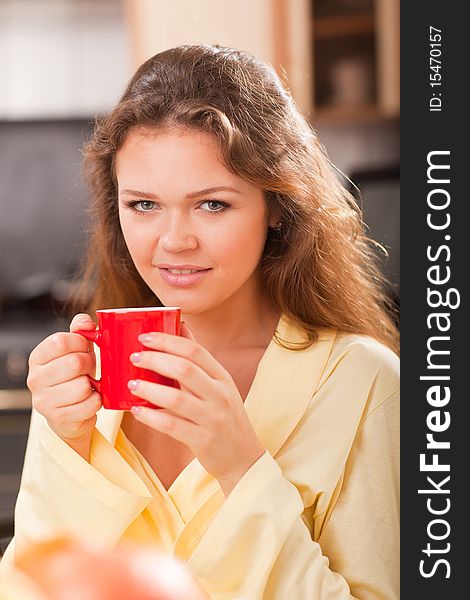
[122,0,398,125]
[310,0,399,121]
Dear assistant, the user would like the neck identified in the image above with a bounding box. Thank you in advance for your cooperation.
[181,282,281,355]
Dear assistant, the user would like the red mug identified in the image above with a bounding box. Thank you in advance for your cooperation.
[74,307,181,410]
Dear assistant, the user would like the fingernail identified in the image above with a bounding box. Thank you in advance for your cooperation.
[130,352,142,363]
[78,318,93,325]
[138,333,154,343]
[130,405,141,415]
[128,379,139,391]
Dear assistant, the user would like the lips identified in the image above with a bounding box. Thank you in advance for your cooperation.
[156,264,210,270]
[157,267,212,287]
[166,268,203,275]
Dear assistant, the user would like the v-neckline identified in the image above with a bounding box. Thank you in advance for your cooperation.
[119,313,285,498]
[166,318,281,495]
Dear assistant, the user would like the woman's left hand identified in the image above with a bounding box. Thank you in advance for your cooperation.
[128,322,266,497]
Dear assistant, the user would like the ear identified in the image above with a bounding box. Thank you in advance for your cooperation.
[268,215,279,228]
[267,202,282,230]
[265,191,281,229]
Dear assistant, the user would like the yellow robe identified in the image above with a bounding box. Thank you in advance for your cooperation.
[0,315,399,599]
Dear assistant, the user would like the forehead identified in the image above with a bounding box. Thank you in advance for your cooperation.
[115,127,237,184]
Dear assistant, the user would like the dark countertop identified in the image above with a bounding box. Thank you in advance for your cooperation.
[0,397,31,551]
[0,389,32,411]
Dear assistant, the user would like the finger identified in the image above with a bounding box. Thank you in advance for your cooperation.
[38,375,95,410]
[70,313,96,353]
[70,313,96,333]
[30,332,91,366]
[128,380,203,424]
[58,391,102,422]
[131,405,197,445]
[34,352,96,389]
[180,321,196,341]
[137,331,225,381]
[130,351,215,399]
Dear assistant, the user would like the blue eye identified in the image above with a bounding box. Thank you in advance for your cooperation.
[200,200,230,213]
[125,200,157,213]
[123,199,230,215]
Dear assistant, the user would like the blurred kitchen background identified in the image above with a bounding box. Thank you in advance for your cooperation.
[0,0,399,552]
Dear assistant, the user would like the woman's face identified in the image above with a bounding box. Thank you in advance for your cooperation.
[116,127,276,315]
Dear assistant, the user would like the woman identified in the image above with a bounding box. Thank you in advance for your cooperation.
[1,45,399,599]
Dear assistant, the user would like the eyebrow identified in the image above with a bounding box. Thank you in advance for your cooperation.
[119,186,242,200]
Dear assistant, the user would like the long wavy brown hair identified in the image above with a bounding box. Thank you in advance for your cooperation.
[73,44,399,354]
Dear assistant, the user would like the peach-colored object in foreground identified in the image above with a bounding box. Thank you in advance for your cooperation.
[14,536,208,600]
[0,568,48,600]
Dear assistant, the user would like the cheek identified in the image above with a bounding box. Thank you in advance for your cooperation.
[212,218,268,268]
[119,217,154,262]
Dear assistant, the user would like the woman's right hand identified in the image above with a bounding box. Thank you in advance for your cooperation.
[27,314,102,459]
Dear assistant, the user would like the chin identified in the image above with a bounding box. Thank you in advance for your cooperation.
[150,291,210,314]
[155,292,230,317]
[148,274,244,315]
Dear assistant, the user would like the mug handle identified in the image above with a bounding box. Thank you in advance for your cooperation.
[74,329,103,393]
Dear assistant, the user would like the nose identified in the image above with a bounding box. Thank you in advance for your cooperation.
[159,212,198,253]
